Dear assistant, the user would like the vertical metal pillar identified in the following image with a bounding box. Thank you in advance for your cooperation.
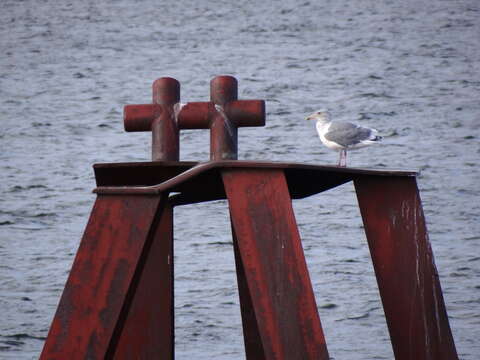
[354,176,458,360]
[223,168,329,360]
[210,76,238,160]
[151,78,180,161]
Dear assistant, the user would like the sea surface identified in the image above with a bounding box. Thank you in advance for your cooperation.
[1,0,479,359]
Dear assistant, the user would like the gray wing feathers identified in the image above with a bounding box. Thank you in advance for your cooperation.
[324,122,375,147]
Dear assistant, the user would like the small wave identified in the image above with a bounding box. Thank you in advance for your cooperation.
[73,72,86,79]
[335,312,370,322]
[32,122,52,127]
[342,258,359,263]
[346,312,370,320]
[239,25,267,33]
[10,184,48,192]
[449,272,468,278]
[32,212,56,218]
[207,241,232,246]
[357,92,394,99]
[3,333,45,341]
[319,303,337,309]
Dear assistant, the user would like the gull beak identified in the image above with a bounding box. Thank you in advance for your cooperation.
[305,114,314,121]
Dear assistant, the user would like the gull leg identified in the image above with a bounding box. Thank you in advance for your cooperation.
[338,149,347,167]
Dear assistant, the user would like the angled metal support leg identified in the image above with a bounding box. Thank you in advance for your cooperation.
[230,222,265,358]
[223,169,329,360]
[354,176,458,360]
[40,194,171,359]
[113,202,174,359]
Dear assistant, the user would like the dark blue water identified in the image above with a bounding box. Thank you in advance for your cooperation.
[1,0,479,358]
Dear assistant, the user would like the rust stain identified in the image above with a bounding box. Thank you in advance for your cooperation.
[354,176,458,360]
[223,168,329,360]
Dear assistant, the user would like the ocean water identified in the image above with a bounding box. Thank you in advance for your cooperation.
[1,0,479,359]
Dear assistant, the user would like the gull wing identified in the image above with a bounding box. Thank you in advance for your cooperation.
[324,122,375,147]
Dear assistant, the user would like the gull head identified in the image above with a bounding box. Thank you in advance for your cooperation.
[306,109,330,123]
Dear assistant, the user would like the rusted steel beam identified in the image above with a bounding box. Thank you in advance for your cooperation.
[231,221,265,358]
[354,176,458,360]
[223,169,329,360]
[112,202,174,359]
[40,194,168,359]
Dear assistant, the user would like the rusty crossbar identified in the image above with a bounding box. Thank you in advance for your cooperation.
[40,76,458,360]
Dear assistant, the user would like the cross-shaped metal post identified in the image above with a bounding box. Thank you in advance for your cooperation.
[124,77,180,161]
[124,76,265,161]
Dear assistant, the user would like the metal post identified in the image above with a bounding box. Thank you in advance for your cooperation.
[40,194,170,359]
[113,202,174,359]
[123,76,264,162]
[354,176,458,360]
[210,76,238,160]
[223,168,329,360]
[152,77,180,161]
[231,222,265,358]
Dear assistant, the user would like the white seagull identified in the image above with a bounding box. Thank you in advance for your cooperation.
[306,109,382,167]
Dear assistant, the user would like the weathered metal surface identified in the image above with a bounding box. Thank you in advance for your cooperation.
[174,100,265,129]
[93,161,198,187]
[210,76,238,160]
[151,78,180,161]
[93,160,416,197]
[42,74,458,359]
[123,76,265,161]
[354,176,458,360]
[42,159,458,359]
[230,222,267,358]
[123,78,181,161]
[112,202,174,359]
[124,101,265,131]
[124,103,162,132]
[40,194,168,359]
[223,169,329,360]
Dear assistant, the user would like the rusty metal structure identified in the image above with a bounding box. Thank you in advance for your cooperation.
[40,76,458,359]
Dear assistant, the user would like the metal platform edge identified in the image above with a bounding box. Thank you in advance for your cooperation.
[92,160,418,198]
